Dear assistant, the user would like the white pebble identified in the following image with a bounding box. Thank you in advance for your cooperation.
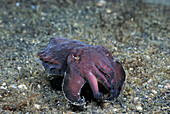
[129,68,133,70]
[151,90,157,94]
[18,84,27,90]
[134,97,139,103]
[167,65,170,69]
[97,0,106,6]
[113,108,117,112]
[147,79,152,83]
[158,85,163,88]
[136,106,143,112]
[34,104,40,110]
[37,84,41,89]
[16,2,20,7]
[106,9,112,13]
[145,55,150,60]
[2,82,6,86]
[17,67,22,70]
[0,86,7,90]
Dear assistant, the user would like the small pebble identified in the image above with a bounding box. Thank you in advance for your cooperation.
[147,79,152,83]
[106,9,112,13]
[129,68,133,70]
[103,102,110,108]
[151,90,157,94]
[149,93,154,97]
[123,97,127,101]
[34,104,40,110]
[37,84,41,89]
[113,108,117,112]
[17,67,21,71]
[148,98,152,103]
[136,106,143,112]
[97,0,106,7]
[134,97,139,103]
[164,83,170,89]
[22,92,26,95]
[158,85,163,88]
[145,55,150,60]
[0,86,7,90]
[2,82,6,86]
[167,65,170,69]
[16,2,20,7]
[18,84,27,90]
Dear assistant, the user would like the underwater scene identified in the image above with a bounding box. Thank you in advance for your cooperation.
[0,0,169,113]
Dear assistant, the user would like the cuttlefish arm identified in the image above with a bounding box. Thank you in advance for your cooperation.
[62,53,86,105]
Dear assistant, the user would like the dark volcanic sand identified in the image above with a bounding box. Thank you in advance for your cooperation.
[0,0,169,113]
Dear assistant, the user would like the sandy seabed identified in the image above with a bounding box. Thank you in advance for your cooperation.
[0,0,169,113]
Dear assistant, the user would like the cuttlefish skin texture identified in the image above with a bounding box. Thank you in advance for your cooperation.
[37,37,126,105]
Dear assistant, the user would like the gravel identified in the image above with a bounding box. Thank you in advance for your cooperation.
[0,0,169,113]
